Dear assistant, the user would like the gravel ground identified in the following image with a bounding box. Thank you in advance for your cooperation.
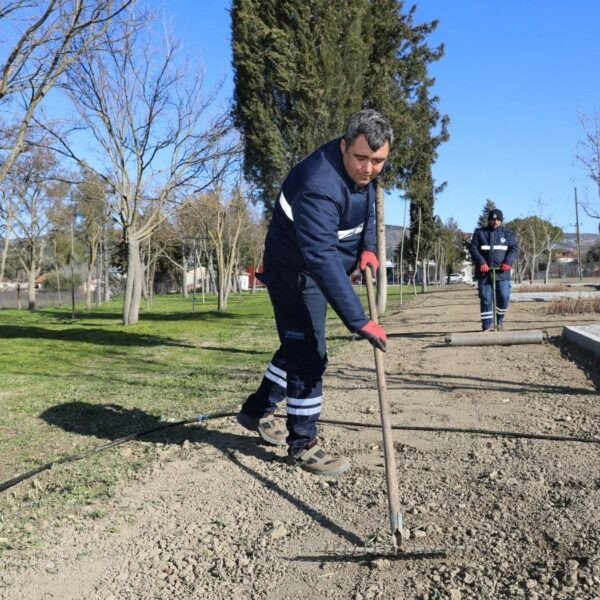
[1,285,600,599]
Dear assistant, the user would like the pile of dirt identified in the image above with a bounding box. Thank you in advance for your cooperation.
[1,285,599,599]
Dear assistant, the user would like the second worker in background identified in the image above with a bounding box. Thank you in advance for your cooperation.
[470,208,519,332]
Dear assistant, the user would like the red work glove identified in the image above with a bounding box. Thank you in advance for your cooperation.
[500,263,511,272]
[358,320,387,352]
[479,264,490,274]
[359,250,379,273]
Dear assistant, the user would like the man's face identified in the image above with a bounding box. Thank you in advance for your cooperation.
[340,134,390,187]
[488,217,502,230]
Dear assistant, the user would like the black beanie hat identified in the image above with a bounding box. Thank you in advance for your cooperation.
[488,209,503,221]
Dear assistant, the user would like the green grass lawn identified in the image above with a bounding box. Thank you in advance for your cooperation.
[0,285,417,551]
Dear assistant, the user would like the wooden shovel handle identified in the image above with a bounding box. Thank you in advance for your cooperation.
[364,266,402,539]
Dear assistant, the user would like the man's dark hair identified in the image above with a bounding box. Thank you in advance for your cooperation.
[343,109,394,150]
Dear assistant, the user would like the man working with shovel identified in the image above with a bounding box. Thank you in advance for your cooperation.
[470,209,519,332]
[236,109,393,476]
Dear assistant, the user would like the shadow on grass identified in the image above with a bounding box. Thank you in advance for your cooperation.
[41,402,196,441]
[44,309,255,322]
[198,345,269,355]
[40,401,364,546]
[0,325,192,347]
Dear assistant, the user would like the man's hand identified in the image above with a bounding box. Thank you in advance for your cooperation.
[500,263,511,272]
[358,320,387,351]
[359,250,379,273]
[480,264,490,274]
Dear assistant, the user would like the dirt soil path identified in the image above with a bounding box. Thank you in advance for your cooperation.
[2,285,600,599]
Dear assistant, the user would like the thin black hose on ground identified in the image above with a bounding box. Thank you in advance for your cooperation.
[2,409,599,495]
[0,408,237,495]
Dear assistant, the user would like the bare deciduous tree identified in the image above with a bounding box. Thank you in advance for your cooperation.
[42,15,234,324]
[196,183,249,311]
[0,0,133,188]
[576,110,600,221]
[74,171,109,308]
[0,186,15,284]
[239,208,266,294]
[9,148,59,308]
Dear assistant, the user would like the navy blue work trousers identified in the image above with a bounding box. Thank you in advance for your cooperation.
[478,277,511,329]
[242,270,328,454]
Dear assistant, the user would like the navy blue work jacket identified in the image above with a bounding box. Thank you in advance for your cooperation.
[261,138,376,332]
[470,226,519,281]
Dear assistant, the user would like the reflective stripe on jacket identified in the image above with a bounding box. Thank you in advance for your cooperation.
[469,226,519,281]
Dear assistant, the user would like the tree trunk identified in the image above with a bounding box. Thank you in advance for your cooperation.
[413,205,422,295]
[86,241,98,310]
[28,267,37,310]
[103,228,111,302]
[216,249,227,311]
[53,240,62,306]
[399,200,407,305]
[16,278,22,310]
[0,209,12,285]
[70,220,76,319]
[95,249,101,307]
[375,184,387,316]
[182,252,189,298]
[544,250,552,284]
[123,237,143,325]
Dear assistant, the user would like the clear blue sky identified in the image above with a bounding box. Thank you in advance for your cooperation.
[154,0,600,234]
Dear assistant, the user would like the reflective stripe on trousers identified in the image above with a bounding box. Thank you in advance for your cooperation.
[241,271,328,453]
[478,278,511,329]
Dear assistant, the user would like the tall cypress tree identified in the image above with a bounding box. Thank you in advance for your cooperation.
[361,0,448,297]
[363,1,446,190]
[231,0,369,211]
[231,0,450,259]
[405,82,449,286]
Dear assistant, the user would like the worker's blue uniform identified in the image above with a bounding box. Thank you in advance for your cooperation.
[241,138,376,453]
[470,226,519,329]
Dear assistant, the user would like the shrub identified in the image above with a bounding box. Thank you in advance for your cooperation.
[546,297,600,314]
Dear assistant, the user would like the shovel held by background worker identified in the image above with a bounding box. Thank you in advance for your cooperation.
[447,266,544,346]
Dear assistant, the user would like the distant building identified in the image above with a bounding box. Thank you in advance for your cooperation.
[34,274,47,289]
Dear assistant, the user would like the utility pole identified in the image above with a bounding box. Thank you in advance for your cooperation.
[574,187,583,280]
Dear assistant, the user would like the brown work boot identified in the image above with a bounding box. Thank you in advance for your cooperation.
[481,327,494,333]
[289,442,351,476]
[236,412,287,446]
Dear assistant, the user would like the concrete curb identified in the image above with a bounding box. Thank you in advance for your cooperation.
[563,325,600,358]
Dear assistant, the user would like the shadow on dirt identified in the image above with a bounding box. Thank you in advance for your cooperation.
[328,367,599,395]
[288,546,448,563]
[551,336,600,391]
[39,401,364,546]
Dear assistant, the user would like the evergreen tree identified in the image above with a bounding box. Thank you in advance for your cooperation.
[477,199,497,228]
[231,0,369,211]
[363,1,447,191]
[232,0,448,215]
[404,84,448,285]
[586,243,600,263]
